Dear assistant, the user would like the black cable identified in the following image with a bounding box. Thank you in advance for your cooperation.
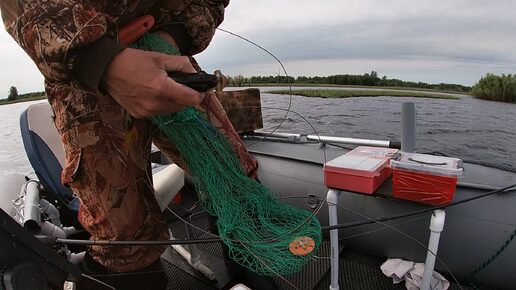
[321,183,516,231]
[325,142,355,151]
[52,183,516,246]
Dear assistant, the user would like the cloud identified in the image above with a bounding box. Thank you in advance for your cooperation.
[1,0,515,94]
[196,0,516,85]
[0,27,45,95]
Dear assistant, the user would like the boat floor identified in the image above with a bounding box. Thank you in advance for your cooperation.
[162,207,494,290]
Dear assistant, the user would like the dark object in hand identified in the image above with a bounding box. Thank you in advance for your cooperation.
[168,71,218,92]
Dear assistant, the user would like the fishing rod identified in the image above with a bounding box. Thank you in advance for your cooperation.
[251,131,401,149]
[49,182,516,247]
[50,237,222,246]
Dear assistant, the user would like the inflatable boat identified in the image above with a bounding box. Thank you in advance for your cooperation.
[0,100,515,290]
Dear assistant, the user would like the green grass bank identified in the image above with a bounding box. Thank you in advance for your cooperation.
[267,89,460,100]
[0,92,46,105]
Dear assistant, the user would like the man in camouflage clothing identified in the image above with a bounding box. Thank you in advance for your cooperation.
[0,0,258,283]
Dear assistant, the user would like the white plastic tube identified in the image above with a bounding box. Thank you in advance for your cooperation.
[39,198,61,226]
[23,180,41,232]
[327,189,341,290]
[421,210,446,290]
[40,221,66,239]
[40,222,85,265]
[153,164,184,212]
[172,244,216,280]
[69,252,86,265]
[63,227,83,237]
[168,230,216,280]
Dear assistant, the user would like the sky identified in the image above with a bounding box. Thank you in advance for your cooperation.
[1,0,516,96]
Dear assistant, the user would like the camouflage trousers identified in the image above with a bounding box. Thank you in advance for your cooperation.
[56,88,257,272]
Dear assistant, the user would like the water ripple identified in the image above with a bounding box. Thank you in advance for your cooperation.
[1,92,515,176]
[259,89,516,166]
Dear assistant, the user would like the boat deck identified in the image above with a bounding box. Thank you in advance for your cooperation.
[163,207,493,290]
[155,137,511,290]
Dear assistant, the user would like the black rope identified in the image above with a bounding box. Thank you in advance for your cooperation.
[425,151,516,174]
[463,159,516,174]
[468,227,516,280]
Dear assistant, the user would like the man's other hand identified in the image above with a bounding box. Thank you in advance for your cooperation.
[102,48,203,118]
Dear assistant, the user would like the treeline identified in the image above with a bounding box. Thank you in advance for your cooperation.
[227,71,471,92]
[0,86,45,105]
[471,73,516,103]
[18,91,46,99]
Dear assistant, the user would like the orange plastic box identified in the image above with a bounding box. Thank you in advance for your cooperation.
[390,153,463,205]
[324,154,392,194]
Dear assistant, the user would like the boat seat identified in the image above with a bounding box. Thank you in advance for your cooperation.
[20,102,183,227]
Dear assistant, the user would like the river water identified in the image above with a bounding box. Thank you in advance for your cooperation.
[0,88,514,177]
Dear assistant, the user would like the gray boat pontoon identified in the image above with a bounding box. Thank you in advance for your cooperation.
[0,100,515,290]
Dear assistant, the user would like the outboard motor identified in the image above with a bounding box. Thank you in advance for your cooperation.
[0,206,81,289]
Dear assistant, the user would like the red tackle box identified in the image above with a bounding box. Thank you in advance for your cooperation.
[390,153,463,205]
[324,146,399,194]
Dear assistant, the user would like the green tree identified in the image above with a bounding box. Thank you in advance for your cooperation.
[7,86,18,101]
[471,73,516,102]
[233,74,245,86]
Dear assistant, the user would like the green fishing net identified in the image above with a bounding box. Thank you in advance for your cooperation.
[132,33,322,276]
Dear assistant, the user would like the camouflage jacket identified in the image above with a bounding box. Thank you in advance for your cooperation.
[1,0,229,90]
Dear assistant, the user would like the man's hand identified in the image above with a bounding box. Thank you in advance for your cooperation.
[102,47,203,118]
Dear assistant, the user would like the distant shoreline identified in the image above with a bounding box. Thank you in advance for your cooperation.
[0,84,462,106]
[267,89,461,99]
[230,83,469,95]
[0,94,46,106]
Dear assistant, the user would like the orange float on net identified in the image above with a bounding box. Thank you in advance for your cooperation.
[289,236,316,256]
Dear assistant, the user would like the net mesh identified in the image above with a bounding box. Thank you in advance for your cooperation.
[132,33,322,276]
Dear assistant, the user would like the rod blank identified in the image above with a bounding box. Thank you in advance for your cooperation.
[252,131,400,148]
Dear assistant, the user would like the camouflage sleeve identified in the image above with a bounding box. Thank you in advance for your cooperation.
[0,0,121,88]
[156,0,230,55]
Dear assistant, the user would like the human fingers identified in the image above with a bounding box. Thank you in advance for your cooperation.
[159,54,197,74]
[135,101,186,117]
[159,76,204,106]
